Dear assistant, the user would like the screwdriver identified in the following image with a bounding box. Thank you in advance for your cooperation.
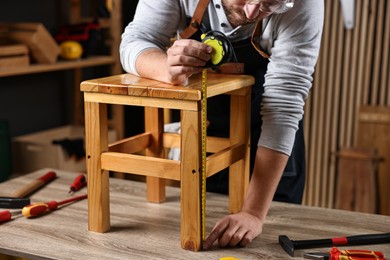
[1,194,87,223]
[22,194,87,218]
[0,210,20,224]
[68,174,87,195]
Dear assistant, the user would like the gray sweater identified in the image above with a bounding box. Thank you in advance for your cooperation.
[120,0,324,156]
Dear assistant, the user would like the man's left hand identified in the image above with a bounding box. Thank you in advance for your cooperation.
[203,211,263,249]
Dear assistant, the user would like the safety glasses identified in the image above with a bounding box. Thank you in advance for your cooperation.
[247,0,295,14]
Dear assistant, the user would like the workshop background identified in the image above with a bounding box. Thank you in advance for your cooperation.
[0,0,389,217]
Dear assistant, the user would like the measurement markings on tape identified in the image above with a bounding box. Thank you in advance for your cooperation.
[201,69,207,241]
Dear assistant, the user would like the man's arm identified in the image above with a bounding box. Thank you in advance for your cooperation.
[135,40,212,85]
[203,146,288,248]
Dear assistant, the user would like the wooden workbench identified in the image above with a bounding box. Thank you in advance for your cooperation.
[0,169,389,259]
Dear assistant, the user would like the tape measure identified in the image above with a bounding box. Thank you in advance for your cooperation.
[201,68,207,241]
[201,31,233,70]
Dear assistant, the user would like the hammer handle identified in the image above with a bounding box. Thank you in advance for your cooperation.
[11,171,56,198]
[294,233,390,249]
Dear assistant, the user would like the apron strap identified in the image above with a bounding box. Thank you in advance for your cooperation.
[251,19,270,59]
[180,0,210,39]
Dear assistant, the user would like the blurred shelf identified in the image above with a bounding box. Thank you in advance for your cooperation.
[0,55,115,77]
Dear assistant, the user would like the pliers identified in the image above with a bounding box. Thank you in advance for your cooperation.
[304,247,385,259]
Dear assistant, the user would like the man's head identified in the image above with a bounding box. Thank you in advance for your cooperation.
[222,0,295,27]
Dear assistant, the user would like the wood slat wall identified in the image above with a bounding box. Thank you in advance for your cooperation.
[303,0,390,208]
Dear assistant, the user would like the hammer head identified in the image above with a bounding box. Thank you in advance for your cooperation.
[279,235,295,256]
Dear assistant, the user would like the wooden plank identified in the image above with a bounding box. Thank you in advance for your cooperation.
[186,73,255,98]
[0,44,28,56]
[357,106,390,215]
[109,132,151,153]
[101,152,180,181]
[318,0,333,206]
[339,28,352,146]
[362,0,379,106]
[380,1,390,105]
[180,109,202,251]
[145,107,166,203]
[0,55,29,68]
[344,0,362,147]
[206,143,246,177]
[84,101,110,233]
[353,0,370,143]
[163,133,230,152]
[387,1,390,105]
[335,147,379,213]
[370,0,385,104]
[308,27,322,206]
[0,56,115,77]
[228,93,250,213]
[83,92,199,111]
[327,3,345,209]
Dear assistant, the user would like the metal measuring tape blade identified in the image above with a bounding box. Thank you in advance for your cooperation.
[201,69,207,241]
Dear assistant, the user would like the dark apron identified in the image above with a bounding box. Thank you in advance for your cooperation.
[179,18,306,204]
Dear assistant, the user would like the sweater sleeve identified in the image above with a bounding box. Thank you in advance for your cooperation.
[119,0,182,75]
[258,0,324,155]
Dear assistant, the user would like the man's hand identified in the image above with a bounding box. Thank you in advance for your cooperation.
[135,39,212,85]
[203,147,288,250]
[165,39,212,84]
[202,211,263,249]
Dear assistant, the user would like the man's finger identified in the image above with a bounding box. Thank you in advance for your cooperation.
[228,227,247,247]
[203,219,229,250]
[239,231,254,247]
[218,224,240,248]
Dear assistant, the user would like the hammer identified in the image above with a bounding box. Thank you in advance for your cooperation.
[279,233,390,256]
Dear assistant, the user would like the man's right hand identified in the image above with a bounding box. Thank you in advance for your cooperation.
[136,39,212,85]
[165,39,213,84]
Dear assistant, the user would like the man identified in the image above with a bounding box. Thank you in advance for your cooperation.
[120,0,324,249]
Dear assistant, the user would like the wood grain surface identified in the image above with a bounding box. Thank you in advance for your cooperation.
[0,169,389,260]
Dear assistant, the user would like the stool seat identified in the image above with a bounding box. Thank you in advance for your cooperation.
[81,72,254,251]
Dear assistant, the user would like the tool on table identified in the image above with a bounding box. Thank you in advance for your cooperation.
[279,233,390,256]
[68,174,87,195]
[0,210,21,224]
[304,247,385,259]
[11,171,57,198]
[0,197,30,209]
[0,194,87,223]
[22,194,87,218]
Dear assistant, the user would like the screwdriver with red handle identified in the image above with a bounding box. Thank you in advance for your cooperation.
[68,174,87,195]
[0,210,16,224]
[22,194,87,218]
[0,194,87,223]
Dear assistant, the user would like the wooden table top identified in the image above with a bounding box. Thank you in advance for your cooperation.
[80,73,255,100]
[0,169,389,260]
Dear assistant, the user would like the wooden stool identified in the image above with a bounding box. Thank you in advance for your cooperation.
[81,73,254,251]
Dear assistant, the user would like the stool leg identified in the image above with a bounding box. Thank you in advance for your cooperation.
[145,107,166,203]
[180,109,202,251]
[229,91,251,213]
[84,101,110,233]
